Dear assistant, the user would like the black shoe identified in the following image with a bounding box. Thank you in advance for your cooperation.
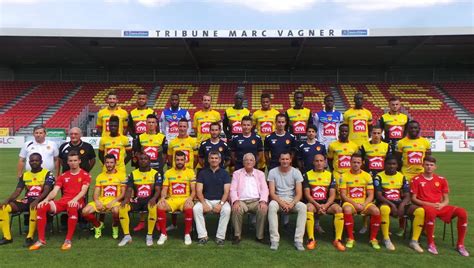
[255,238,267,245]
[215,238,225,246]
[24,238,34,247]
[0,238,13,245]
[197,237,208,245]
[232,236,241,245]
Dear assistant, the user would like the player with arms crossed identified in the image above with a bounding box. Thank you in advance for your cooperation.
[96,91,128,136]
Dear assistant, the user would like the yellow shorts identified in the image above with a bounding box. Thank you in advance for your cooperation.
[165,197,188,212]
[342,202,375,215]
[88,197,120,212]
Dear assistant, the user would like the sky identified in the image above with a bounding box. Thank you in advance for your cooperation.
[0,0,472,30]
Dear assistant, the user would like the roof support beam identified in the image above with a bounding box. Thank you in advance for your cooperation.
[391,36,432,66]
[182,39,200,70]
[291,38,307,70]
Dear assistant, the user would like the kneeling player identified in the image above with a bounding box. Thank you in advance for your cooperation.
[340,153,381,250]
[118,153,162,247]
[374,156,424,252]
[0,153,54,247]
[82,154,125,239]
[411,156,469,257]
[30,151,90,251]
[304,154,345,251]
[156,151,196,245]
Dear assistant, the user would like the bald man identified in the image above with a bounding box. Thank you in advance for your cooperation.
[59,127,96,173]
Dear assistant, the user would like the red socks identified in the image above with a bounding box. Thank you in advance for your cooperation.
[344,213,354,240]
[454,208,468,246]
[36,203,51,242]
[83,213,100,228]
[158,209,167,235]
[184,209,193,235]
[370,214,381,241]
[65,207,79,241]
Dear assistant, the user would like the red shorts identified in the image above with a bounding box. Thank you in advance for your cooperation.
[51,198,84,213]
[423,205,458,223]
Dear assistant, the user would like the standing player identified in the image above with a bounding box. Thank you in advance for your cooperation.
[167,118,199,170]
[128,91,155,168]
[81,154,125,240]
[313,94,344,149]
[252,93,280,170]
[340,153,381,250]
[98,116,132,176]
[0,154,54,247]
[374,156,425,252]
[156,151,196,245]
[297,125,326,173]
[30,151,90,251]
[117,153,162,247]
[160,93,192,143]
[59,127,96,173]
[136,114,167,175]
[193,93,221,144]
[360,126,391,178]
[303,154,345,251]
[96,91,128,136]
[411,156,469,257]
[379,97,409,152]
[343,93,373,147]
[230,116,264,170]
[223,92,250,141]
[395,120,431,181]
[285,91,312,143]
[327,124,360,182]
[264,113,297,171]
[198,122,230,169]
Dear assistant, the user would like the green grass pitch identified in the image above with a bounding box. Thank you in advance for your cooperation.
[0,149,472,267]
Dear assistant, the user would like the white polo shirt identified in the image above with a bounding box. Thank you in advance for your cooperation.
[19,139,59,173]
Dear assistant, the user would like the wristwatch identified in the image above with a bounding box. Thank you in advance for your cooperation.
[219,201,225,205]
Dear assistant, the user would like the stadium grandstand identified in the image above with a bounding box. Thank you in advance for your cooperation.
[0,27,473,139]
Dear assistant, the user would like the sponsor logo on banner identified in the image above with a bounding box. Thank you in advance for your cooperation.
[388,125,403,139]
[232,121,243,134]
[260,121,273,134]
[429,139,446,152]
[407,151,423,165]
[0,136,25,148]
[123,31,149,37]
[323,122,336,137]
[338,155,351,169]
[135,121,147,134]
[435,131,467,141]
[311,186,327,200]
[293,121,307,134]
[0,128,9,136]
[171,182,187,195]
[453,140,474,152]
[128,29,353,38]
[341,29,368,36]
[384,189,401,201]
[353,120,367,132]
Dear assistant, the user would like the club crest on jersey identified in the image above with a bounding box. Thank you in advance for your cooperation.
[435,182,440,187]
[80,149,85,155]
[316,146,321,151]
[285,139,290,144]
[251,139,256,144]
[218,147,223,152]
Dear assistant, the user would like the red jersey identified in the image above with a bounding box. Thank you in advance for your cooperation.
[410,174,449,203]
[56,169,91,201]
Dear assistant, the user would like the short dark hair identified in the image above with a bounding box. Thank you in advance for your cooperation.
[208,150,221,158]
[408,120,419,126]
[307,124,317,133]
[178,118,189,124]
[339,123,349,130]
[210,122,221,129]
[241,115,252,123]
[423,155,436,164]
[107,91,117,97]
[275,113,287,122]
[146,114,158,120]
[138,91,147,96]
[33,125,46,132]
[384,154,398,164]
[279,151,292,158]
[389,96,400,102]
[324,94,334,101]
[29,152,42,160]
[351,153,363,161]
[109,115,119,123]
[105,154,116,161]
[67,150,80,159]
[175,151,186,158]
[372,124,383,130]
[294,91,304,97]
[261,93,271,99]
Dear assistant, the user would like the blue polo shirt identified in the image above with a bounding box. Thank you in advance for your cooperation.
[196,167,231,200]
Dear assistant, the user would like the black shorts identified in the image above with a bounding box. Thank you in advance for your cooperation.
[130,197,152,212]
[11,199,34,212]
[377,200,412,215]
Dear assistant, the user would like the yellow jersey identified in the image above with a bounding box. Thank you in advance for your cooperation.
[374,171,408,203]
[286,107,311,135]
[193,109,221,143]
[139,133,166,163]
[95,172,125,198]
[19,168,55,199]
[327,140,360,174]
[380,112,408,141]
[360,141,390,173]
[343,108,373,146]
[224,107,250,136]
[167,136,198,169]
[99,134,131,174]
[397,136,431,180]
[303,169,335,203]
[252,108,280,139]
[340,170,373,204]
[126,169,162,199]
[129,107,155,135]
[163,167,196,198]
[96,107,129,136]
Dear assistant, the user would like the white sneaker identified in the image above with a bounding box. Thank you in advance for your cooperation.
[358,226,368,234]
[157,234,168,245]
[383,239,395,251]
[184,234,192,245]
[146,235,153,247]
[118,235,132,247]
[166,224,178,232]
